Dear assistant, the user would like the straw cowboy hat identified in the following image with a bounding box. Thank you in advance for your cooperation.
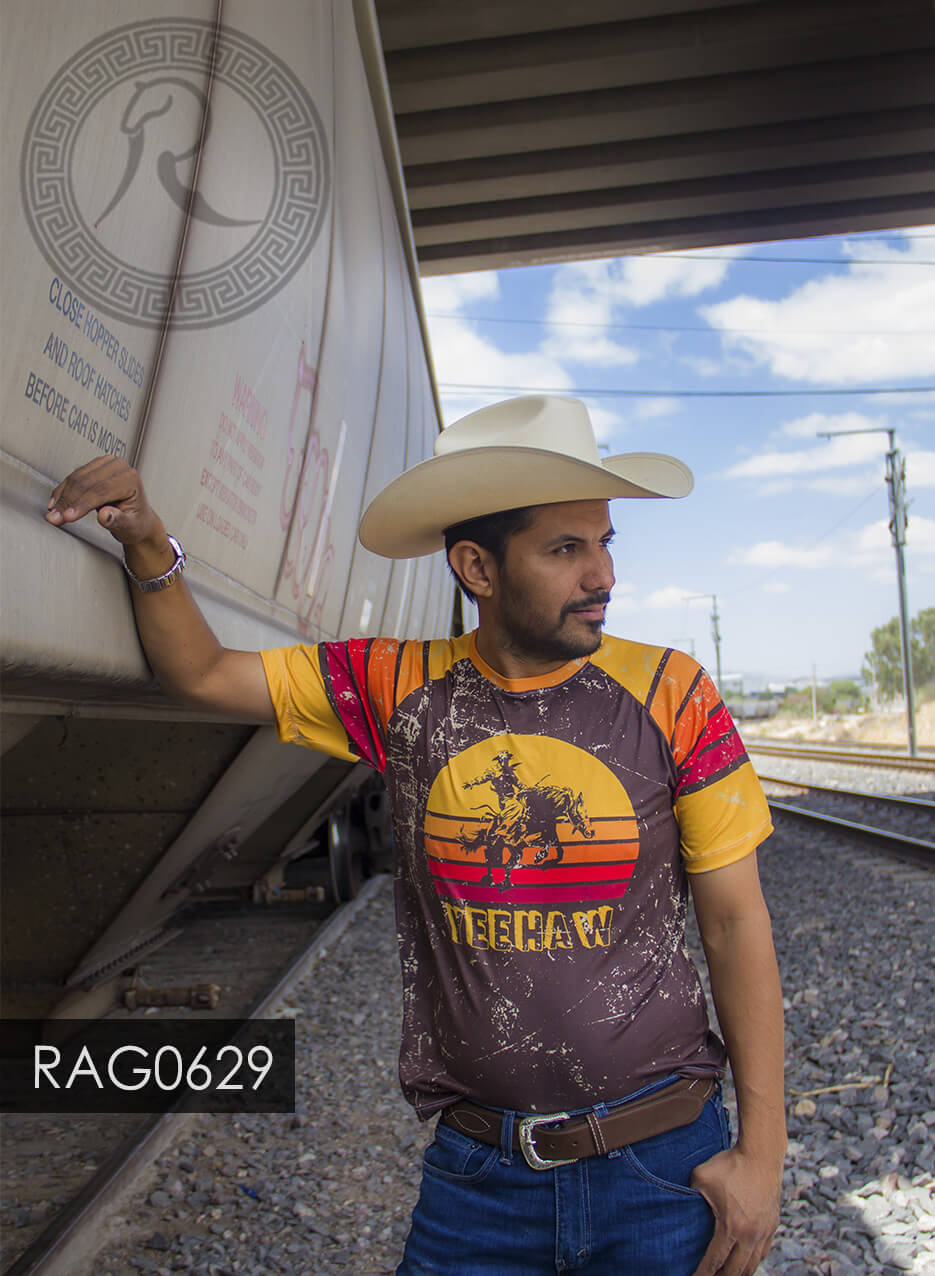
[358,395,693,559]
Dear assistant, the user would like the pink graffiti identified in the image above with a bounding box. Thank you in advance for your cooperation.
[279,344,336,634]
[280,344,317,531]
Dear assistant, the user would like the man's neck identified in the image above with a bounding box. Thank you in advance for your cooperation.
[473,624,576,681]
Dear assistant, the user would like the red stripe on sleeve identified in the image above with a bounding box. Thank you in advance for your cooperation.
[322,643,384,772]
[676,722,748,796]
[347,639,386,772]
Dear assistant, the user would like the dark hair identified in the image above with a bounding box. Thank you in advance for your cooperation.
[444,506,536,603]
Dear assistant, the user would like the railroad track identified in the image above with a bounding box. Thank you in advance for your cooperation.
[745,740,935,774]
[5,765,933,1273]
[760,776,935,870]
[2,881,385,1276]
[744,735,935,756]
[757,775,935,818]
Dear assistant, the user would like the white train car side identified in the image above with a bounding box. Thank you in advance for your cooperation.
[0,0,451,1020]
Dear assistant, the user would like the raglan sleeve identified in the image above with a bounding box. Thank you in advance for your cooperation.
[669,666,773,873]
[259,638,401,772]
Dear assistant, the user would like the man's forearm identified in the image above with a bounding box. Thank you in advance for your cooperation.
[47,460,227,704]
[701,911,786,1164]
[125,524,227,703]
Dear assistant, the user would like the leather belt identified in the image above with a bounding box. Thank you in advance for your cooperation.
[442,1076,716,1171]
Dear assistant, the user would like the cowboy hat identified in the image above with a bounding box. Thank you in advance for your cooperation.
[358,395,693,559]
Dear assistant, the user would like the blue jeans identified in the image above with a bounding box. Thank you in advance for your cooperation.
[397,1077,730,1275]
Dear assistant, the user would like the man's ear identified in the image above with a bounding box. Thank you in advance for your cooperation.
[448,541,495,599]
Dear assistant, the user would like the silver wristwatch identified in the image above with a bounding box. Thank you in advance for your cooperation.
[123,534,187,593]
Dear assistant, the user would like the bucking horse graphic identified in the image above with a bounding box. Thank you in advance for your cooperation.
[458,751,594,891]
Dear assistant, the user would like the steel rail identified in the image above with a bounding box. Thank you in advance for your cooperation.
[757,775,935,817]
[746,742,935,774]
[767,800,935,869]
[744,736,935,756]
[4,877,388,1276]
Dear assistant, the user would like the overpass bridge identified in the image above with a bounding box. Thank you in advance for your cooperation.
[371,0,935,274]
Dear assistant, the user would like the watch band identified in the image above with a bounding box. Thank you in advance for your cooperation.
[123,534,187,593]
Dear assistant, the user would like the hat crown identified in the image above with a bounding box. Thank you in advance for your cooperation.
[433,395,602,466]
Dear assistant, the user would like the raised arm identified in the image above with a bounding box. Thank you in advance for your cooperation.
[46,457,274,722]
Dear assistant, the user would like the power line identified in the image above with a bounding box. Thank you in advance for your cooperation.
[438,382,935,399]
[428,311,934,338]
[724,484,884,599]
[633,252,935,265]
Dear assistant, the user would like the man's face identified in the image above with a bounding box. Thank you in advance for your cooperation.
[492,500,615,664]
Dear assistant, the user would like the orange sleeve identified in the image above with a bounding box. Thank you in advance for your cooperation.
[259,645,358,761]
[601,640,773,873]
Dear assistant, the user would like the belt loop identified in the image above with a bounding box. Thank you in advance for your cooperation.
[499,1109,515,1166]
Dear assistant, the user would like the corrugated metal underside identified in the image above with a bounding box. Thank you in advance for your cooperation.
[374,0,935,274]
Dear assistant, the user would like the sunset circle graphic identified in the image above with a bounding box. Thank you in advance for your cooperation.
[424,735,639,906]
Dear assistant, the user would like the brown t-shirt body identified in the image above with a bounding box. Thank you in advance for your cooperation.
[261,632,773,1117]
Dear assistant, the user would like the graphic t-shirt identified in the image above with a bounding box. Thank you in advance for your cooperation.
[260,632,772,1117]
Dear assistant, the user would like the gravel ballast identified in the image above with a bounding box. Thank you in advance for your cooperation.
[82,761,935,1275]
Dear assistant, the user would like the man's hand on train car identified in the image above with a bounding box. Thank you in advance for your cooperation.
[46,456,173,573]
[47,456,156,536]
[46,459,275,723]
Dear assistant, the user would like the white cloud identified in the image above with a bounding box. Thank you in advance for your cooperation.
[422,267,649,442]
[774,410,885,440]
[905,406,935,424]
[856,514,935,560]
[580,398,625,446]
[540,250,735,369]
[743,474,881,499]
[725,513,934,587]
[420,272,500,312]
[797,474,883,498]
[683,355,724,378]
[732,541,836,569]
[645,586,712,609]
[763,582,791,593]
[723,432,884,479]
[543,263,640,367]
[701,227,935,383]
[613,253,733,307]
[423,272,577,425]
[721,407,935,502]
[632,397,680,421]
[907,449,935,488]
[608,586,710,614]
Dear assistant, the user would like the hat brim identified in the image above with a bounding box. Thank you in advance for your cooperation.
[358,447,694,559]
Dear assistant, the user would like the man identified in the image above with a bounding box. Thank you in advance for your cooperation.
[46,395,785,1275]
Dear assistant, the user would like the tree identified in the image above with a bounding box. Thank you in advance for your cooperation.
[829,679,863,710]
[913,607,935,686]
[862,609,935,701]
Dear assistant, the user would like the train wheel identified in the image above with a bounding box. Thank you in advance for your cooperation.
[327,803,367,902]
[363,784,395,873]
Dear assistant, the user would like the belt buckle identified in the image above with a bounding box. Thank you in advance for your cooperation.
[518,1112,576,1170]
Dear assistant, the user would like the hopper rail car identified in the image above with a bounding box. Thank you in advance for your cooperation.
[0,881,385,1276]
[1,0,453,1034]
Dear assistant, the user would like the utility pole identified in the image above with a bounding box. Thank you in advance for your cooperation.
[685,594,722,689]
[817,427,916,757]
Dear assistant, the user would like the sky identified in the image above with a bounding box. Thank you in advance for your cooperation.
[420,226,935,688]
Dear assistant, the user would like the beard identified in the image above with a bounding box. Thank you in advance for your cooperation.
[496,575,610,664]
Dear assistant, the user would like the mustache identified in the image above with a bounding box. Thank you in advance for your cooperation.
[562,592,611,619]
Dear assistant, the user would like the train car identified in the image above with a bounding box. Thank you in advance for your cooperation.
[0,0,452,1022]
